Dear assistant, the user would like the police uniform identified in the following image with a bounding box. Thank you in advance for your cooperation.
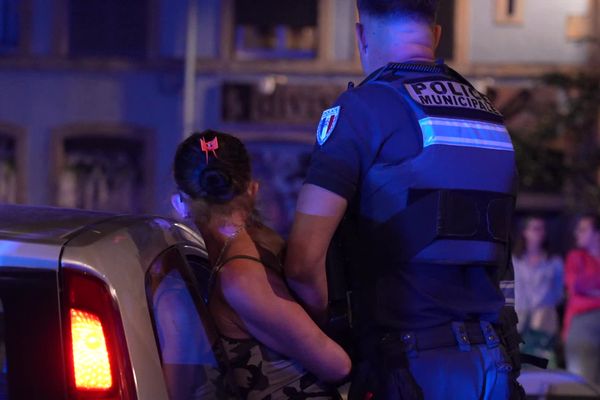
[306,61,523,399]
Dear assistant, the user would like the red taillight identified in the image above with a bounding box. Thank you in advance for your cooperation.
[62,267,137,399]
[70,308,113,390]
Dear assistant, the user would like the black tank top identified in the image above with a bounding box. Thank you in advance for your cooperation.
[210,251,341,400]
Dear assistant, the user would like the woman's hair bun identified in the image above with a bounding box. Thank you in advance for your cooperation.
[198,167,236,203]
[173,130,252,205]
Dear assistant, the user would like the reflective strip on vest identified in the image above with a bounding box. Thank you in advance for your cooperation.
[499,280,515,306]
[419,117,514,152]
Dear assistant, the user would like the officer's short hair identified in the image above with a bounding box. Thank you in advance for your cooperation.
[357,0,439,23]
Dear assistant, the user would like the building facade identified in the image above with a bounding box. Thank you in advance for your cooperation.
[0,0,597,233]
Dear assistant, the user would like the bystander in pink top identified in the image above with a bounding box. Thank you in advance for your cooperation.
[562,249,600,340]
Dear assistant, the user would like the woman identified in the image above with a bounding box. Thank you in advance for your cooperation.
[172,130,351,399]
[563,214,600,386]
[512,216,563,367]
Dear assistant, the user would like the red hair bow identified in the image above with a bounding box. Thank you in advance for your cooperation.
[200,137,219,163]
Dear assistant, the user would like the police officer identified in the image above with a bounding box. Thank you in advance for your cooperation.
[284,1,525,399]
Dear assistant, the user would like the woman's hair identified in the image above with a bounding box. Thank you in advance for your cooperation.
[512,215,549,258]
[173,130,254,222]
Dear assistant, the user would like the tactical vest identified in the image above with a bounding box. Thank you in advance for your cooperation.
[361,62,517,267]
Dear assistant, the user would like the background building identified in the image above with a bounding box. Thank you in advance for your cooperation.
[0,0,598,235]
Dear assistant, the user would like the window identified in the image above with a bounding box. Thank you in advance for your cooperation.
[146,247,232,399]
[0,134,17,204]
[55,132,148,213]
[437,0,455,61]
[185,254,213,303]
[0,299,6,400]
[0,0,19,53]
[0,269,67,397]
[495,0,524,25]
[234,0,318,60]
[566,15,592,42]
[68,0,149,58]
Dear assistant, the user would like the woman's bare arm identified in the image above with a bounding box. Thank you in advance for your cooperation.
[219,259,351,383]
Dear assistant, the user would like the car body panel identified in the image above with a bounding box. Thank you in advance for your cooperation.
[0,205,115,272]
[61,216,207,400]
[0,240,61,271]
[0,205,210,399]
[0,205,114,246]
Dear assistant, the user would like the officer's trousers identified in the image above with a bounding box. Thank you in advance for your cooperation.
[406,344,511,400]
[350,343,512,400]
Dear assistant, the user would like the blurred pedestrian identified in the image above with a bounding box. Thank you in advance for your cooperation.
[512,216,563,367]
[563,214,600,387]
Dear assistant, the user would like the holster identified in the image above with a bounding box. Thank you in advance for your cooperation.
[496,306,527,400]
[348,336,424,400]
[379,335,424,400]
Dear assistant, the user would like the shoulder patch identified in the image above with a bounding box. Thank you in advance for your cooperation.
[316,106,340,146]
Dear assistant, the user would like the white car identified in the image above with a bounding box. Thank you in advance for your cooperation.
[0,205,237,399]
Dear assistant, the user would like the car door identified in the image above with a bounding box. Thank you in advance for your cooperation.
[145,245,238,399]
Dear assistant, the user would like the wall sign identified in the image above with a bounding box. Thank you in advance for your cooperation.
[222,82,344,125]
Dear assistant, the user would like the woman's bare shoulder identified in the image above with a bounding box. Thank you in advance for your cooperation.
[248,222,285,255]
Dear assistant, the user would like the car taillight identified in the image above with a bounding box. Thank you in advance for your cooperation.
[70,308,113,390]
[62,267,137,400]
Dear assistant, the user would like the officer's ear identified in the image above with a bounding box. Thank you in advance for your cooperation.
[432,24,442,52]
[355,22,367,55]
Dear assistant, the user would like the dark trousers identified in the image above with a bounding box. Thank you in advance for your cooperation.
[350,343,513,400]
[566,309,600,388]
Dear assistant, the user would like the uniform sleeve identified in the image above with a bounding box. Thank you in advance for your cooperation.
[304,90,380,201]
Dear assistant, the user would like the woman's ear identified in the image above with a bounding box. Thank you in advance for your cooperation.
[171,193,189,219]
[248,181,260,198]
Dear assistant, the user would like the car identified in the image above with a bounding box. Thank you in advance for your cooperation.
[0,204,237,400]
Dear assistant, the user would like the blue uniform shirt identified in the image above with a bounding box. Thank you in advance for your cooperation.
[305,64,509,333]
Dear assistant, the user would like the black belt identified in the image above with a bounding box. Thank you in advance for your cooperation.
[381,321,501,354]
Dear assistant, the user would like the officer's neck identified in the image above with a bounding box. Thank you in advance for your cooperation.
[395,45,436,63]
[386,39,436,64]
[362,24,437,74]
[364,48,435,76]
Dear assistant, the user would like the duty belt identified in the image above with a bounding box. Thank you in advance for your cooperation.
[381,321,505,356]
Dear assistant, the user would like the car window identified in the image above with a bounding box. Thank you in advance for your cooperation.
[0,299,6,400]
[185,254,212,302]
[0,268,66,399]
[146,247,232,400]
